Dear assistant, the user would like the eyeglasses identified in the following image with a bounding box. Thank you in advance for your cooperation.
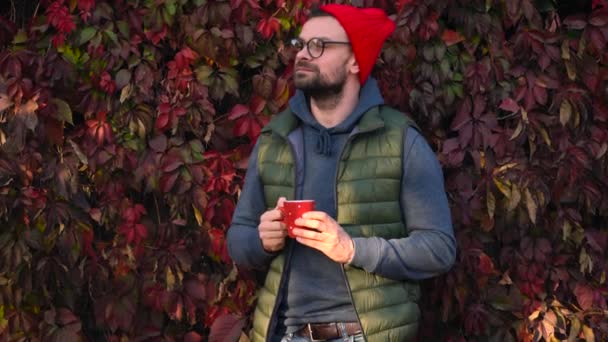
[289,37,350,59]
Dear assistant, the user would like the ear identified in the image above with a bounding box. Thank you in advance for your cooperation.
[347,54,360,75]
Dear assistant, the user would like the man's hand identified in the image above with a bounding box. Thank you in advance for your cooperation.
[293,212,355,264]
[258,197,288,253]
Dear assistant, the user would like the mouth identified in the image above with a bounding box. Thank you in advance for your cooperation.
[295,62,316,73]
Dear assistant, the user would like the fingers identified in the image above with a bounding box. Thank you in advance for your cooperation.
[296,212,332,232]
[301,211,330,221]
[260,228,287,240]
[260,207,283,222]
[292,227,324,241]
[275,196,287,209]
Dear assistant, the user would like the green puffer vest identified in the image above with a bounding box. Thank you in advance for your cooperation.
[251,106,421,342]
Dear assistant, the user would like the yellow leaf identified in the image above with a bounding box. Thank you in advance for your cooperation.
[494,162,518,175]
[493,177,512,198]
[582,324,595,342]
[560,100,572,126]
[525,188,537,224]
[508,184,521,211]
[579,248,594,274]
[166,267,176,290]
[529,134,537,157]
[565,60,577,81]
[539,127,552,147]
[537,190,545,208]
[528,309,541,321]
[120,83,132,103]
[511,121,524,140]
[574,106,581,128]
[522,108,529,123]
[193,205,203,226]
[487,190,496,219]
[238,332,251,342]
[561,39,570,60]
[498,270,512,285]
[568,316,581,342]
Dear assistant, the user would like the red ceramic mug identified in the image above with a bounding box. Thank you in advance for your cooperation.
[280,200,315,238]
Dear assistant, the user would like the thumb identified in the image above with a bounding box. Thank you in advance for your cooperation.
[275,197,287,209]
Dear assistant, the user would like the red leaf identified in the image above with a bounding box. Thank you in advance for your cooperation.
[573,284,594,310]
[589,12,608,26]
[227,104,250,120]
[160,171,179,193]
[441,29,465,46]
[184,332,204,342]
[256,16,280,39]
[250,95,267,115]
[477,253,495,275]
[208,314,246,342]
[57,308,79,326]
[156,112,170,131]
[451,98,472,131]
[184,279,207,301]
[563,15,587,29]
[149,135,167,152]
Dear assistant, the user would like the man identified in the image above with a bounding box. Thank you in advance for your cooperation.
[227,4,456,342]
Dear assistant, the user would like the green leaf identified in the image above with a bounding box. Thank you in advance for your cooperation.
[117,20,130,38]
[195,65,214,85]
[79,27,97,45]
[13,29,28,44]
[165,0,177,16]
[103,29,118,45]
[51,99,73,125]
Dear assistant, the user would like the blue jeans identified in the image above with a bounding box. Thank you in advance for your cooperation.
[280,331,365,342]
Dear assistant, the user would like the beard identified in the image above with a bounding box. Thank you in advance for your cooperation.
[294,61,347,101]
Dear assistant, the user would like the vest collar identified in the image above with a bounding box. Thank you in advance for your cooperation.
[263,106,386,138]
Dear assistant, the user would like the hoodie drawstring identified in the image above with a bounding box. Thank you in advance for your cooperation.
[314,129,332,156]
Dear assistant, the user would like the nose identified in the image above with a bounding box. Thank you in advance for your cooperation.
[295,44,311,60]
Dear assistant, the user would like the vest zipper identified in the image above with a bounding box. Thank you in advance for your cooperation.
[265,134,299,342]
[335,133,367,341]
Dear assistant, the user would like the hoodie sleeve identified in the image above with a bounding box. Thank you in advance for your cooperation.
[349,127,457,280]
[226,141,278,270]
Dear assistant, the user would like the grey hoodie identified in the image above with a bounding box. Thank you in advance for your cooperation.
[227,78,456,334]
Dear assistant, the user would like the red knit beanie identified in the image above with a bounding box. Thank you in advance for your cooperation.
[320,4,396,85]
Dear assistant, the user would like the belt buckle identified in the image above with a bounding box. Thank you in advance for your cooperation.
[307,323,323,342]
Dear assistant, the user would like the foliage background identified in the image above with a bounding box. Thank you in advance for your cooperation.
[0,0,607,341]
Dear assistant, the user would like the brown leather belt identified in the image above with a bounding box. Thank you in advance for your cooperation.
[296,322,362,341]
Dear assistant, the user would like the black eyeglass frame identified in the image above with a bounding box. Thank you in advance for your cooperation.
[289,37,351,58]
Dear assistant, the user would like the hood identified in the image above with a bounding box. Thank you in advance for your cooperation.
[288,78,385,155]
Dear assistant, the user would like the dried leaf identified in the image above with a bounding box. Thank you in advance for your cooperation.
[487,190,496,219]
[582,324,595,342]
[525,188,537,224]
[568,316,581,342]
[52,98,73,125]
[560,100,572,126]
[208,314,246,342]
[507,184,521,211]
[0,93,13,112]
[510,121,524,140]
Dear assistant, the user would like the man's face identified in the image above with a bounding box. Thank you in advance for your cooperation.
[293,16,355,97]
